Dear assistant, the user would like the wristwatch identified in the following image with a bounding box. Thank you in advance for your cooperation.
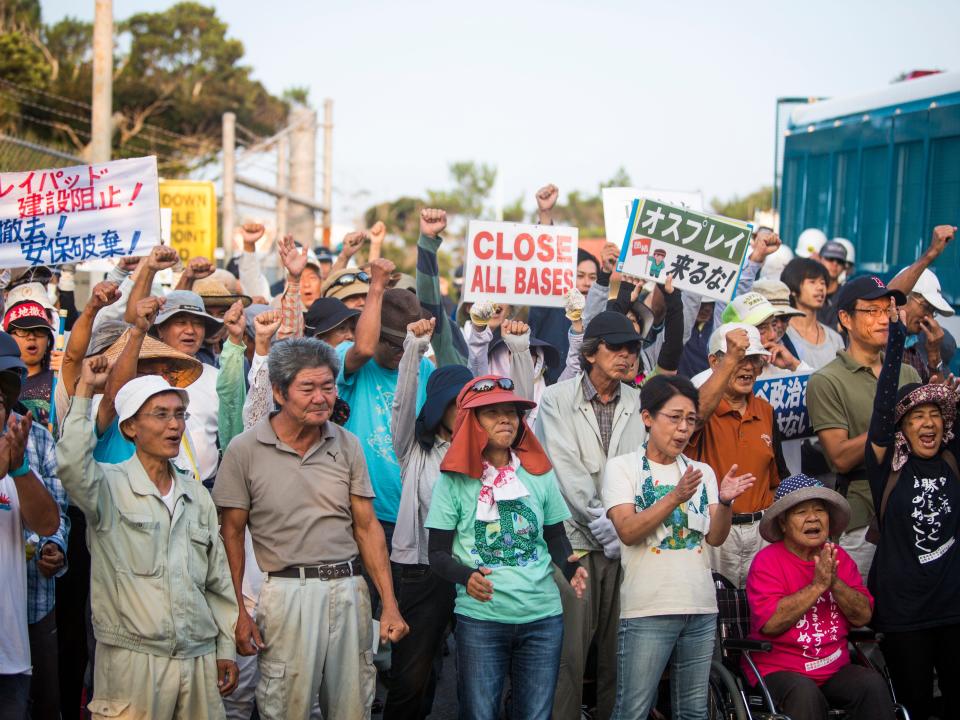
[719,496,734,507]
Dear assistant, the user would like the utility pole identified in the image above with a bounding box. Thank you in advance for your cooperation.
[90,0,113,162]
[275,134,289,239]
[322,98,333,248]
[287,106,317,246]
[222,112,236,262]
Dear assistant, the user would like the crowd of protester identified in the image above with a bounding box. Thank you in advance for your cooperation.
[1,183,958,720]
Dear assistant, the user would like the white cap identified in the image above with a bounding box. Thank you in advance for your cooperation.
[795,228,827,258]
[5,282,56,316]
[895,268,954,317]
[758,243,795,280]
[708,322,771,358]
[115,375,190,426]
[832,237,855,264]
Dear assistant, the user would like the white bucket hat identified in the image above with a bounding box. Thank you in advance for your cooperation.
[115,375,190,426]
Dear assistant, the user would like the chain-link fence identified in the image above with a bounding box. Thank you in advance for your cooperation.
[0,133,83,171]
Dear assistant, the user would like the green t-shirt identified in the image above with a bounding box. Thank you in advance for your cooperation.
[425,465,571,624]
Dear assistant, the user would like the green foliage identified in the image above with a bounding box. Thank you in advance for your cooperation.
[282,86,310,106]
[426,161,497,218]
[502,194,526,222]
[710,186,773,221]
[0,2,288,173]
[364,195,425,245]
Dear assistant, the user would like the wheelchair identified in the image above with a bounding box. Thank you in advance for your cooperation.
[704,573,910,720]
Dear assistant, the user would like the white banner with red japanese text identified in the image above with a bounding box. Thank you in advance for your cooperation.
[616,198,751,303]
[0,156,161,268]
[463,220,578,308]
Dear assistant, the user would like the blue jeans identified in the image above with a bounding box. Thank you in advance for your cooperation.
[455,613,563,720]
[613,613,717,720]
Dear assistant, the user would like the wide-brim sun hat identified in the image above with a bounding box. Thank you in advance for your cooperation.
[153,290,223,337]
[322,268,371,302]
[750,279,805,318]
[115,375,190,426]
[416,364,475,447]
[304,297,361,336]
[194,278,252,309]
[759,474,851,543]
[103,330,203,388]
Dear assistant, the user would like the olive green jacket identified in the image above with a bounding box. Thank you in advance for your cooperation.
[57,397,237,660]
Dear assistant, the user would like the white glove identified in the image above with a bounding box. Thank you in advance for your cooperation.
[602,538,621,560]
[587,505,619,547]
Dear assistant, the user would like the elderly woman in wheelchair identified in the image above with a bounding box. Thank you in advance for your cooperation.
[740,474,895,720]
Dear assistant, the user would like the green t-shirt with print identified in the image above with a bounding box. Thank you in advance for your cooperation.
[426,465,571,624]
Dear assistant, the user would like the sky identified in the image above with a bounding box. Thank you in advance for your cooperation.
[41,0,960,227]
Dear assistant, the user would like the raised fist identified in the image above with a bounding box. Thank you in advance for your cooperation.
[420,208,447,239]
[536,184,559,212]
[146,245,180,272]
[369,257,396,288]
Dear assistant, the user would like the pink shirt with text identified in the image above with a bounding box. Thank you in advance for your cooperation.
[743,542,873,685]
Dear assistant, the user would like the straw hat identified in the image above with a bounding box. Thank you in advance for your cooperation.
[194,278,252,308]
[103,330,203,388]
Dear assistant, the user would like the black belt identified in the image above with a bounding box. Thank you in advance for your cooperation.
[732,511,763,525]
[268,560,362,580]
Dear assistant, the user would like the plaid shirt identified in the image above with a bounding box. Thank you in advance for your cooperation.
[21,414,69,624]
[581,374,620,455]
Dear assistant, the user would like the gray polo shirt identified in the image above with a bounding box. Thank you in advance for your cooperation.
[213,415,374,572]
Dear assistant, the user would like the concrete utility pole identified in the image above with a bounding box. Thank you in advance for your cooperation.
[90,0,113,162]
[322,98,333,248]
[275,134,289,239]
[287,106,317,246]
[222,112,236,262]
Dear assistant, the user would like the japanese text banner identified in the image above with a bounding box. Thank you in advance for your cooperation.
[616,199,751,303]
[464,220,578,308]
[754,372,813,440]
[0,156,161,268]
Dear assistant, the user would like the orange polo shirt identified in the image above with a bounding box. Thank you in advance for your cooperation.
[687,393,781,514]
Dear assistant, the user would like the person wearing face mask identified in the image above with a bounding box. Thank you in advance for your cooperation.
[865,299,960,720]
[686,324,788,588]
[603,374,754,719]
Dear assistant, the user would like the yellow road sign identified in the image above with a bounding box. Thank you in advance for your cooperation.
[159,180,217,262]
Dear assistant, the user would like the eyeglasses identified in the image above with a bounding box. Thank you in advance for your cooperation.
[8,327,50,339]
[657,412,699,428]
[909,293,937,316]
[849,305,888,319]
[601,340,641,355]
[330,271,370,288]
[139,410,190,423]
[469,377,515,393]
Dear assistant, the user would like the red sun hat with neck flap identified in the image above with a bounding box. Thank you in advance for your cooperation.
[440,374,551,479]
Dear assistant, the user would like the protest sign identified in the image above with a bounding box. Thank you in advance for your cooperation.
[616,199,752,303]
[601,187,703,250]
[754,372,813,440]
[464,220,578,308]
[160,180,217,262]
[0,156,161,268]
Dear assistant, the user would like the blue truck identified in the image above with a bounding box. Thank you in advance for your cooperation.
[778,71,960,314]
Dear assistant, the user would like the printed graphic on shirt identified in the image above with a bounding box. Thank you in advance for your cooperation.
[473,499,540,567]
[911,474,955,564]
[0,492,10,511]
[365,384,399,467]
[636,476,706,551]
[795,592,841,671]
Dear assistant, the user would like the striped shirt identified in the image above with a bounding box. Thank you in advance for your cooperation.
[582,373,620,455]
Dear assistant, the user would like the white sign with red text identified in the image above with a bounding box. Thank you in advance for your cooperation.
[464,220,578,308]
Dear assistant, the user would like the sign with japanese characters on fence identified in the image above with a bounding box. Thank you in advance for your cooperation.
[464,220,578,308]
[0,156,161,268]
[754,372,813,440]
[616,199,751,303]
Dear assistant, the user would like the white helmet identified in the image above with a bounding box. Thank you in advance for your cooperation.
[795,228,828,258]
[832,237,855,265]
[759,244,795,281]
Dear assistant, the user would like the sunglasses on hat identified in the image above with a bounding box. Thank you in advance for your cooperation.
[469,377,515,393]
[331,271,371,288]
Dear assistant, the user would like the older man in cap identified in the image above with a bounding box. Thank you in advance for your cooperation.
[535,310,650,720]
[58,365,239,719]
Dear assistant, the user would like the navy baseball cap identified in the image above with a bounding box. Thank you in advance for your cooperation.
[837,276,906,314]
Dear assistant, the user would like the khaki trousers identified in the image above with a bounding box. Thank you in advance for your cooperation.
[255,573,375,720]
[88,645,225,720]
[705,519,769,589]
[552,551,622,720]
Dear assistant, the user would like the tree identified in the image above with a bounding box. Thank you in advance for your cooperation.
[711,186,773,221]
[426,161,497,219]
[0,2,288,172]
[547,166,632,237]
